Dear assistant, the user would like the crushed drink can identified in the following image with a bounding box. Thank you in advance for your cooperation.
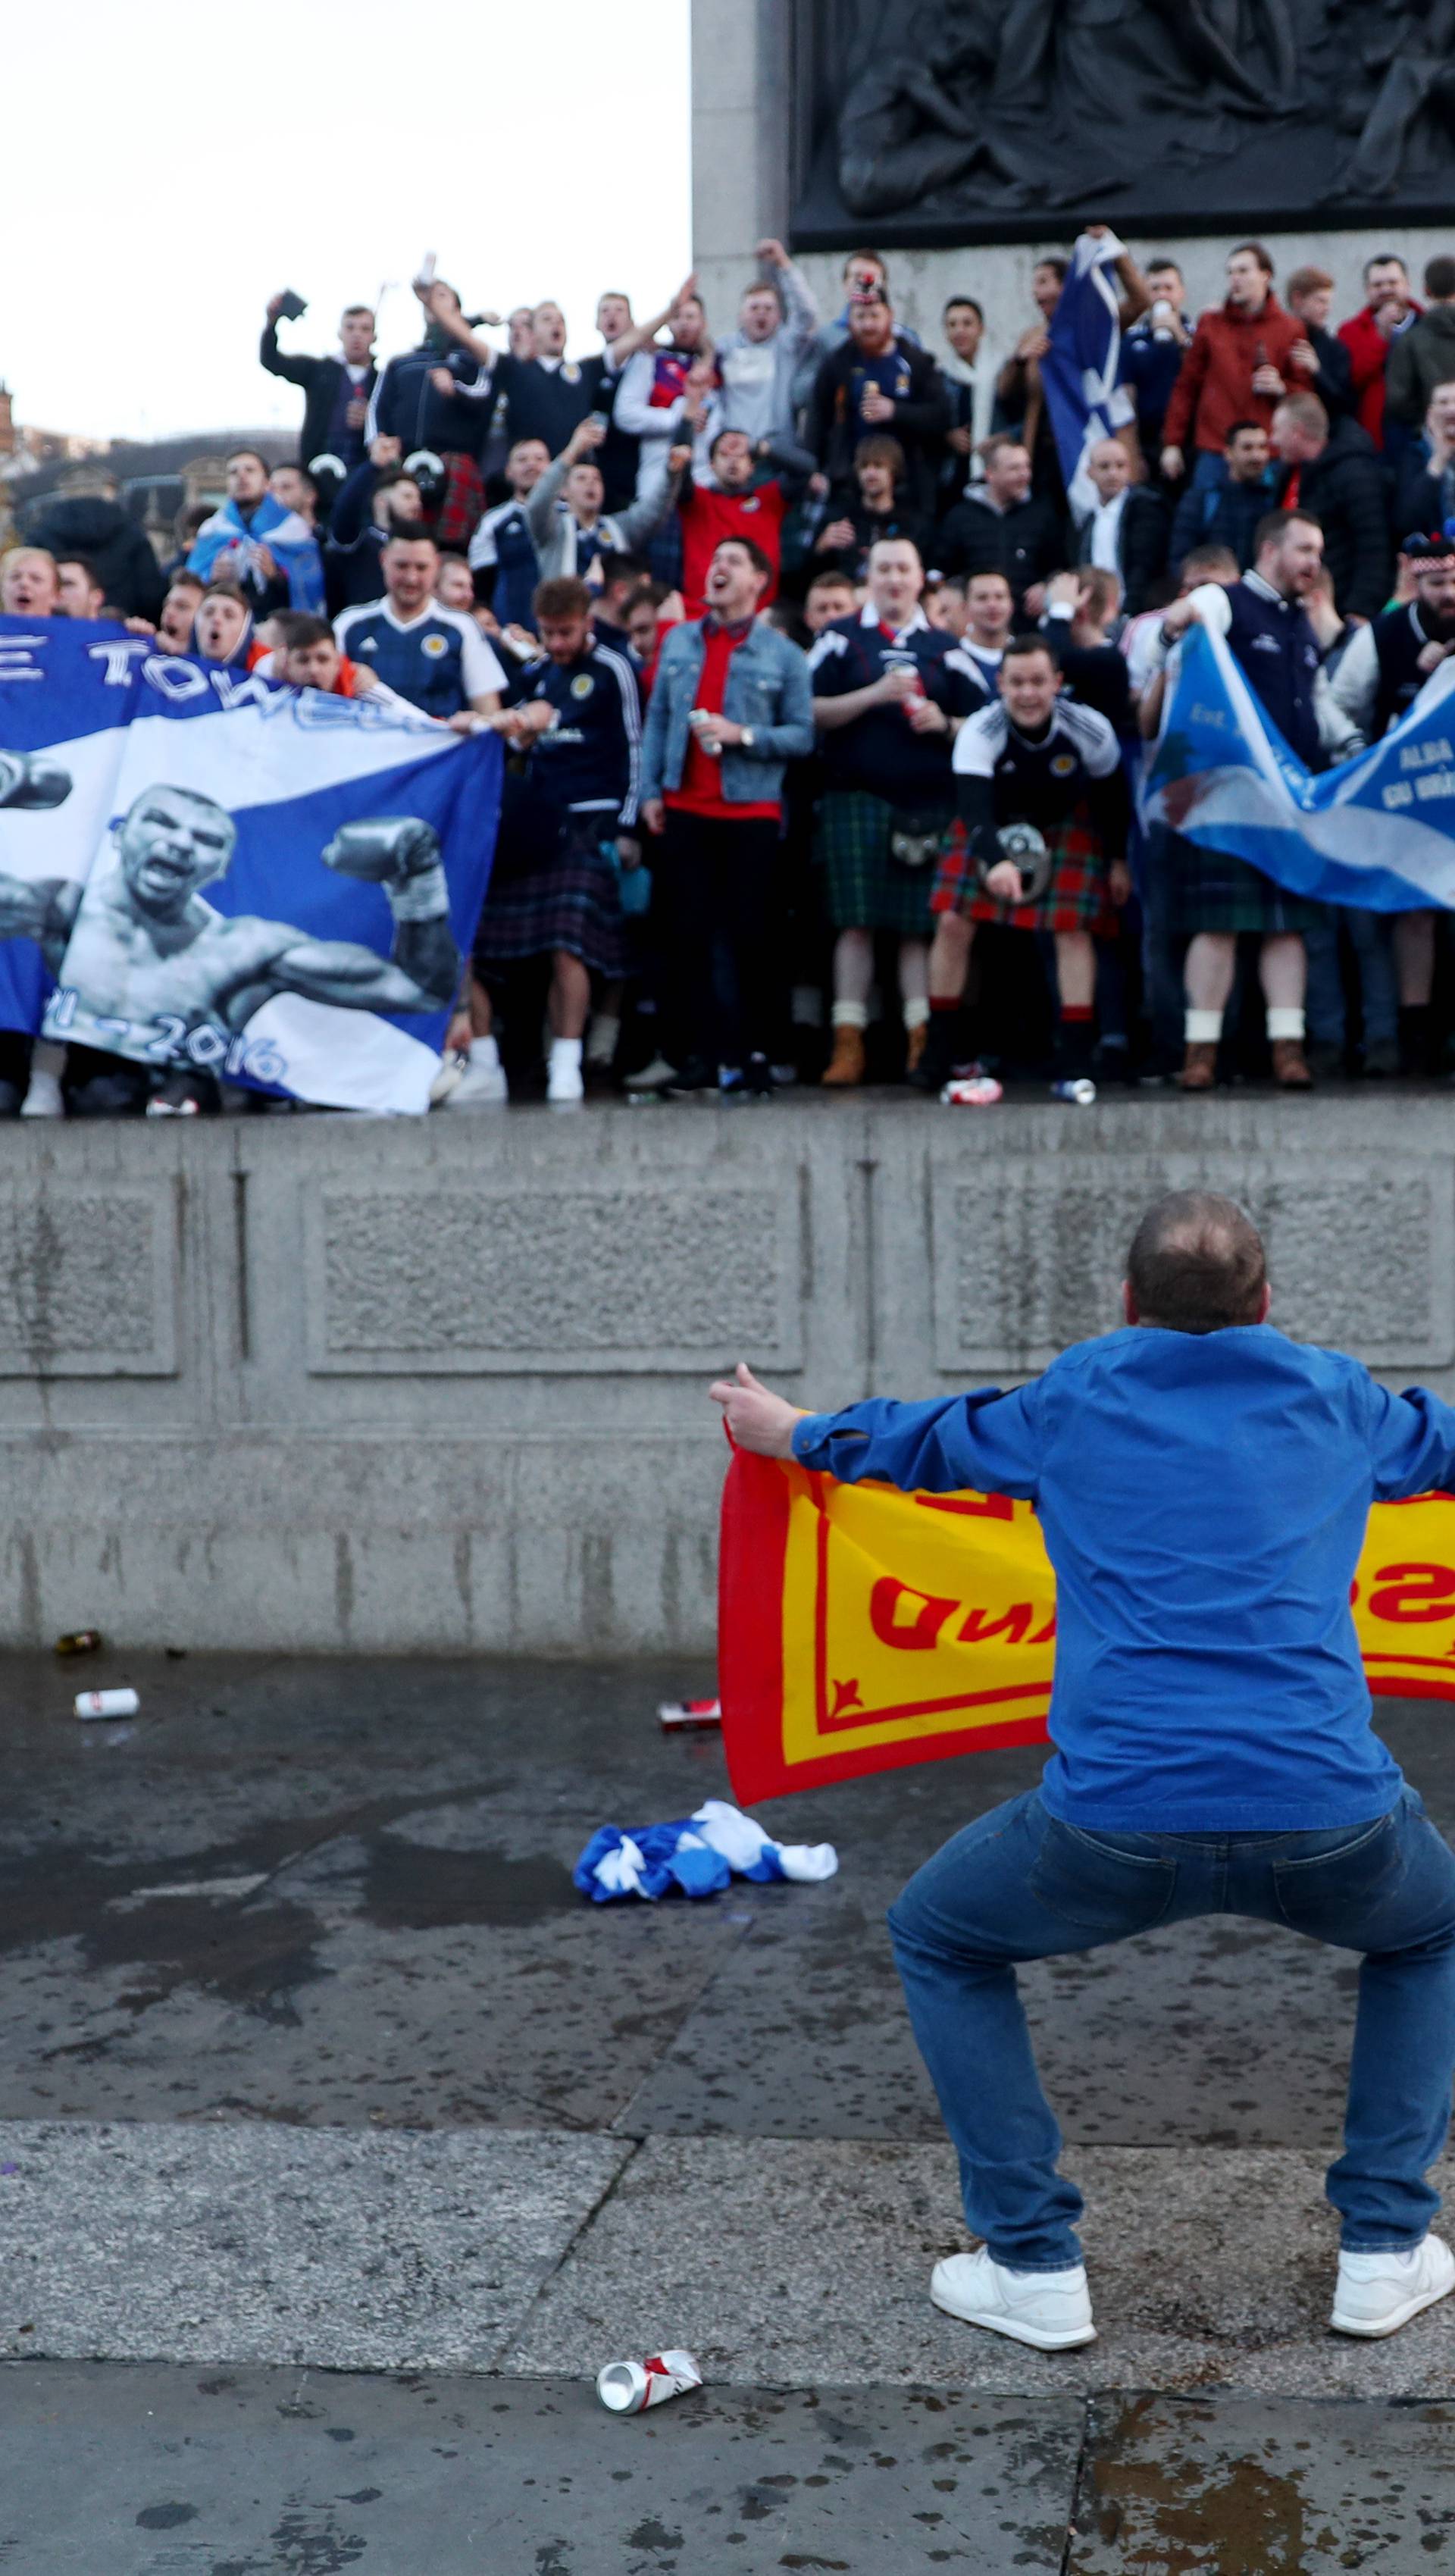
[74,1688,139,1721]
[658,1697,722,1732]
[54,1629,104,1657]
[597,2349,703,2414]
[940,1075,1004,1108]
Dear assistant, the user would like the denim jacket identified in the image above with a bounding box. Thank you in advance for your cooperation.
[640,615,815,808]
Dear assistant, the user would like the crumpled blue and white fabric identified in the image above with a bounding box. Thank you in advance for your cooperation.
[573,1798,837,1904]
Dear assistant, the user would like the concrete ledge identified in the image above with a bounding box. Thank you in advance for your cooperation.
[0,1094,1448,1649]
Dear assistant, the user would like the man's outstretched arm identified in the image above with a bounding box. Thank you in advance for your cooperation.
[710,1365,1044,1497]
[273,817,460,1013]
[0,874,82,975]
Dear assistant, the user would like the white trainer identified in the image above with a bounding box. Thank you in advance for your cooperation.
[547,1040,584,1106]
[444,1056,508,1109]
[931,2248,1097,2350]
[1331,2233,1455,2337]
[20,1069,64,1119]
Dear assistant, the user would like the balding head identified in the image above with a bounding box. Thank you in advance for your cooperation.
[1124,1192,1269,1334]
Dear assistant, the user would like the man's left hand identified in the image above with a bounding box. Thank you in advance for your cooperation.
[1109,858,1132,906]
[698,714,745,750]
[430,367,457,396]
[906,696,948,734]
[709,1361,800,1457]
[860,387,895,423]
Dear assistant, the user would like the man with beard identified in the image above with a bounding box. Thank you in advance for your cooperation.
[1324,528,1455,1073]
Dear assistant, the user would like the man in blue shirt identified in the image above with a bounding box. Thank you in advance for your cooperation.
[335,531,504,725]
[712,1191,1455,2354]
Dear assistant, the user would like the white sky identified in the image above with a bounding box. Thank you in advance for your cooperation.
[3,0,692,445]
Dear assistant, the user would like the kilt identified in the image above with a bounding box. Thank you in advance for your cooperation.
[932,809,1113,934]
[435,452,487,552]
[818,790,950,937]
[473,797,627,978]
[1163,831,1322,937]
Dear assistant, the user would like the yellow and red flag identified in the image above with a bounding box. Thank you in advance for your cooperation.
[718,1451,1455,1805]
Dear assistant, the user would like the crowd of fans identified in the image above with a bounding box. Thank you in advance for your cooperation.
[7,232,1455,1112]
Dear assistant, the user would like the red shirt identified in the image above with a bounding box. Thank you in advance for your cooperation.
[664,620,780,824]
[678,479,788,618]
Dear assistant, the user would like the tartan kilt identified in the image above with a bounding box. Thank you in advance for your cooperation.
[472,796,627,978]
[932,807,1114,934]
[817,790,949,937]
[1164,830,1323,937]
[435,452,487,552]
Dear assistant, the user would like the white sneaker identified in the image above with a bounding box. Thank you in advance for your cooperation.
[445,1057,508,1108]
[1331,2233,1455,2337]
[931,2248,1097,2350]
[624,1055,676,1091]
[546,1041,584,1106]
[20,1069,64,1119]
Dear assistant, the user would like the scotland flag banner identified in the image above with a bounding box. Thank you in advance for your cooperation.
[0,616,501,1113]
[1147,622,1455,912]
[1040,227,1135,516]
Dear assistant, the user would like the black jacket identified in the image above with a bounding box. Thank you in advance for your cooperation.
[1301,322,1354,423]
[807,490,937,584]
[936,489,1065,609]
[1278,418,1391,621]
[368,341,493,462]
[1073,487,1168,615]
[1169,471,1272,573]
[808,339,949,507]
[24,495,165,618]
[259,323,377,468]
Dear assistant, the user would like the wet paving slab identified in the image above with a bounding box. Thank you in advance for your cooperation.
[1,1655,1443,2151]
[0,2362,1087,2576]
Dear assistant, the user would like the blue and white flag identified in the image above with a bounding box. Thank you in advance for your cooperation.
[1146,621,1455,911]
[0,615,501,1112]
[1040,228,1136,520]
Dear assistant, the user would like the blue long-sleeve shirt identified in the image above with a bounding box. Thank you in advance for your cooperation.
[792,1325,1455,1830]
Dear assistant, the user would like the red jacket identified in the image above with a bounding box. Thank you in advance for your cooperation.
[678,478,788,618]
[1338,300,1422,449]
[1162,295,1315,455]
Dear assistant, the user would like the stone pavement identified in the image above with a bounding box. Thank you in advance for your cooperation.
[2,1651,1454,2569]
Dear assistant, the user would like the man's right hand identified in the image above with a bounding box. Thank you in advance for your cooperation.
[875,665,921,705]
[1159,444,1184,480]
[709,1362,800,1457]
[984,857,1024,903]
[568,415,607,459]
[370,434,402,468]
[641,798,665,835]
[816,518,856,552]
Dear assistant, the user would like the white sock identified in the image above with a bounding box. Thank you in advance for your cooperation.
[1184,1009,1223,1044]
[585,1013,619,1066]
[549,1035,583,1066]
[831,1001,868,1031]
[903,996,930,1033]
[468,1034,499,1070]
[1266,1006,1305,1041]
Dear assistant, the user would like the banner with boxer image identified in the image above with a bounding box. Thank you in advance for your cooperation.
[0,615,502,1113]
[1146,621,1455,912]
[719,1448,1455,1801]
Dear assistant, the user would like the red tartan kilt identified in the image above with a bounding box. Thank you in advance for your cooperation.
[931,810,1116,935]
[434,453,486,552]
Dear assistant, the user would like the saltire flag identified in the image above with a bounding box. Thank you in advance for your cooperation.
[1040,227,1135,518]
[0,615,501,1113]
[718,1450,1455,1804]
[1146,621,1455,911]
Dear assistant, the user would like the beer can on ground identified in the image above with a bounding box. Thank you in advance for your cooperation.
[596,2349,703,2414]
[74,1689,139,1721]
[55,1630,105,1657]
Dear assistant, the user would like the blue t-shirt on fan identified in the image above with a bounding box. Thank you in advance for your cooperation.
[793,1325,1455,1832]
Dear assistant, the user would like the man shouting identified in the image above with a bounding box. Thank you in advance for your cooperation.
[713,1191,1455,2352]
[0,780,458,1057]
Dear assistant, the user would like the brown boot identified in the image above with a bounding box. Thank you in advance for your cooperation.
[905,1022,928,1077]
[1177,1041,1219,1092]
[821,1025,866,1088]
[1272,1037,1313,1088]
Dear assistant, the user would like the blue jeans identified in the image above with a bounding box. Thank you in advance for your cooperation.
[1304,909,1398,1053]
[887,1786,1455,2272]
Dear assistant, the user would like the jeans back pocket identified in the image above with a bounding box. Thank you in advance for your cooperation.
[1272,1809,1406,1944]
[1029,1814,1178,1935]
